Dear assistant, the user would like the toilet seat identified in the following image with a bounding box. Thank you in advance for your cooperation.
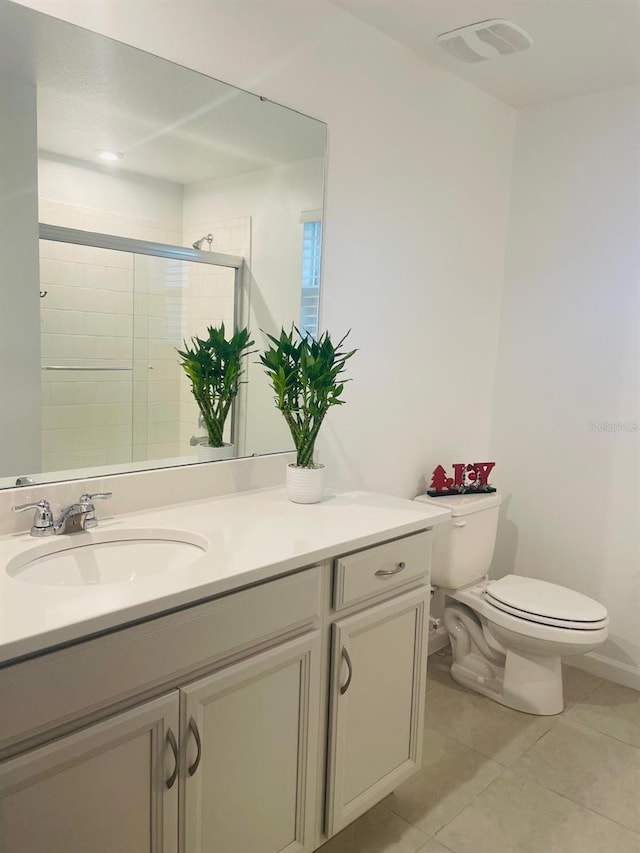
[451,583,609,646]
[484,575,609,631]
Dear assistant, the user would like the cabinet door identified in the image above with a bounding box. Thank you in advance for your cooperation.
[325,587,429,836]
[0,692,179,853]
[180,632,320,853]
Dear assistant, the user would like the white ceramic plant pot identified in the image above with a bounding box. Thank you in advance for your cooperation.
[197,443,234,462]
[286,463,326,504]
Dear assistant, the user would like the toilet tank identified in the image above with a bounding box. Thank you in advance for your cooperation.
[414,493,501,589]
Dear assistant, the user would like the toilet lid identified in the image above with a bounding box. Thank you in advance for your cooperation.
[485,575,608,626]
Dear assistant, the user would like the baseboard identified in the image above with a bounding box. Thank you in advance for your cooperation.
[428,626,449,656]
[567,652,640,691]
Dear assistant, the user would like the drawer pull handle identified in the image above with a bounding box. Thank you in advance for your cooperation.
[340,646,353,695]
[188,716,202,777]
[375,561,406,578]
[166,727,179,789]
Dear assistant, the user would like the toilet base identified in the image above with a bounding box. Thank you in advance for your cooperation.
[449,649,563,715]
[503,649,563,715]
[444,601,565,715]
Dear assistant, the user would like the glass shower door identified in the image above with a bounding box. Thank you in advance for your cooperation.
[39,240,135,473]
[132,252,238,462]
[38,226,243,476]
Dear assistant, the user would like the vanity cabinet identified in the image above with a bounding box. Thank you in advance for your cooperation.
[0,636,320,853]
[0,567,323,853]
[0,693,179,853]
[325,587,429,836]
[180,633,320,853]
[0,526,434,853]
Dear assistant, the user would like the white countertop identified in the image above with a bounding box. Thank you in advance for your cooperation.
[0,487,450,665]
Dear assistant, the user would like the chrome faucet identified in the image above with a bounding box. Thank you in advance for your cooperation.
[13,492,112,537]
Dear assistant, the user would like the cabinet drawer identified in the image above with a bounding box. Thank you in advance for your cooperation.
[333,531,431,611]
[0,566,322,755]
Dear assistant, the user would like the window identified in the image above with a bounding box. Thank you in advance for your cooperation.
[299,219,322,339]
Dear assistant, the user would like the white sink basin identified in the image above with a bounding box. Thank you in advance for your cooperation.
[6,529,209,586]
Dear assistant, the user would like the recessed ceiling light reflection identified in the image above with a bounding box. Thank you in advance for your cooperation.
[97,149,124,162]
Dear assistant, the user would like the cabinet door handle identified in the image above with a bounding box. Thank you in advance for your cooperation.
[340,646,353,695]
[188,716,202,777]
[166,727,179,789]
[375,561,406,578]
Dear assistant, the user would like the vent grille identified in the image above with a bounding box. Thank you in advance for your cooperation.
[443,35,487,64]
[436,19,533,63]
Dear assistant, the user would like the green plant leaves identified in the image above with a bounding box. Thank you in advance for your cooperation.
[177,323,254,448]
[259,327,356,467]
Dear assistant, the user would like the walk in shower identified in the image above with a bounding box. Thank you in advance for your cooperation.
[39,224,244,475]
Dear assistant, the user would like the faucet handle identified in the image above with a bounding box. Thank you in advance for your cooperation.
[78,492,112,530]
[79,492,113,505]
[12,500,54,532]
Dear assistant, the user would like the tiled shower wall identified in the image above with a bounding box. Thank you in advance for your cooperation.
[39,238,136,472]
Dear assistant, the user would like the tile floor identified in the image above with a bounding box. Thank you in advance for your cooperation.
[320,647,640,853]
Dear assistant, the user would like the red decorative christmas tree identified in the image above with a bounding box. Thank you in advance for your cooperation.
[429,465,453,492]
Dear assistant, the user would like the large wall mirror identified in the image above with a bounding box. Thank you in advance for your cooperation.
[0,0,326,489]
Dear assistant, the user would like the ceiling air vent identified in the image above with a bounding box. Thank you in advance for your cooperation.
[436,19,533,63]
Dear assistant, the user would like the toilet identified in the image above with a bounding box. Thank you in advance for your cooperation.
[415,493,609,715]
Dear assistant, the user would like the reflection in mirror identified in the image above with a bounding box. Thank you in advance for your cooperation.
[39,225,243,472]
[0,0,326,489]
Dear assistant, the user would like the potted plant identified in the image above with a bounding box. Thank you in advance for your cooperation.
[177,324,254,461]
[259,327,356,503]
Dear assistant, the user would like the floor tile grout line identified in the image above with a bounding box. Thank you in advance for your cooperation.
[425,836,458,853]
[422,720,508,766]
[422,722,511,767]
[519,719,560,755]
[503,759,640,836]
[431,762,514,839]
[377,803,430,846]
[561,712,640,750]
[560,711,640,747]
[424,717,557,768]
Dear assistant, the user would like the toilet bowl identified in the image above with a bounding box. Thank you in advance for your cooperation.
[445,576,608,714]
[415,493,609,715]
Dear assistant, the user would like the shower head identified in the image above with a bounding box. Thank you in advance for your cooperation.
[192,233,213,251]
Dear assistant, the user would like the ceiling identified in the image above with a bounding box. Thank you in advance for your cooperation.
[0,1,325,185]
[2,0,636,185]
[330,0,640,106]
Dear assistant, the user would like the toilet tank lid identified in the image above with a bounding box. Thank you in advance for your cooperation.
[414,492,502,516]
[487,575,608,622]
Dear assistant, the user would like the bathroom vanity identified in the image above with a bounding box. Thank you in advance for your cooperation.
[0,488,449,852]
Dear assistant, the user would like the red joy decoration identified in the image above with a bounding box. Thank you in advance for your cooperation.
[427,462,496,496]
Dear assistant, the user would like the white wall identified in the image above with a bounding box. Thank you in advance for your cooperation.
[490,86,640,687]
[17,0,516,500]
[38,156,183,241]
[0,75,41,479]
